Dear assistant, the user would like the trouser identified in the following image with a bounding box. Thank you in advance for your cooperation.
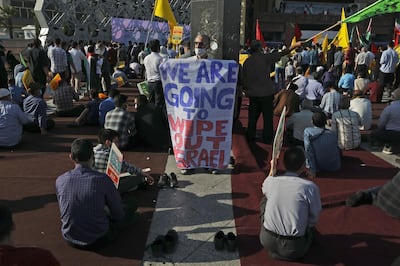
[379,71,395,92]
[56,105,85,117]
[246,95,274,144]
[259,196,314,261]
[71,71,83,93]
[67,193,138,250]
[117,175,145,194]
[23,119,55,132]
[148,80,165,110]
[370,129,400,145]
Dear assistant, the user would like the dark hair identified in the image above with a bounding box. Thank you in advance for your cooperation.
[8,78,15,85]
[249,40,262,54]
[70,139,93,163]
[55,38,61,45]
[27,82,44,94]
[339,96,350,109]
[90,89,98,99]
[114,94,128,107]
[283,147,306,172]
[149,39,160,52]
[312,111,327,128]
[108,88,120,99]
[98,128,120,144]
[87,45,94,53]
[135,94,148,106]
[0,205,13,241]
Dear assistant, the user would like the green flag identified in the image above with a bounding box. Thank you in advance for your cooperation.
[343,0,400,24]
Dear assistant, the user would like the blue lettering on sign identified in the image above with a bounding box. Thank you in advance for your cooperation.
[160,62,190,83]
[196,61,210,83]
[227,62,239,83]
[210,61,225,83]
[165,84,235,110]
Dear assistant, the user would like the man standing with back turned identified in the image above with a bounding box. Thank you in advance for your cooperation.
[243,40,301,144]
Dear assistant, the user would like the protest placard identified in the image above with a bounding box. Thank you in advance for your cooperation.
[106,143,123,188]
[160,59,238,169]
[271,105,286,175]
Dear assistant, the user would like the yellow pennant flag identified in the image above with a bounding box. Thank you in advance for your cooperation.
[154,0,177,27]
[290,36,297,56]
[321,34,329,64]
[337,8,349,50]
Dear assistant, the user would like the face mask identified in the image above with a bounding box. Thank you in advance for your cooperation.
[195,48,207,57]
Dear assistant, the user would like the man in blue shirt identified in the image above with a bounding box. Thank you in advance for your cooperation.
[304,112,341,178]
[55,139,137,249]
[379,40,399,95]
[98,89,120,126]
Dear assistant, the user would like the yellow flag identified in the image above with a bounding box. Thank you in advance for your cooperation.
[290,36,297,55]
[337,8,349,50]
[154,0,177,27]
[321,34,329,64]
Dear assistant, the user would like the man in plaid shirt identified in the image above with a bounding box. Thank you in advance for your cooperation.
[104,94,136,150]
[93,129,154,193]
[49,38,68,77]
[53,73,84,117]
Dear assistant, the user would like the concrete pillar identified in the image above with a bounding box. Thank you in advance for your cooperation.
[190,0,241,61]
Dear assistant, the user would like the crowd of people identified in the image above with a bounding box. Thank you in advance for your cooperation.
[0,32,400,263]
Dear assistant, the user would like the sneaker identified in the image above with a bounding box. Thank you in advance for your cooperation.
[214,231,225,251]
[163,229,178,253]
[210,169,220,175]
[157,173,170,188]
[151,235,165,257]
[226,232,238,252]
[169,172,178,188]
[382,145,393,155]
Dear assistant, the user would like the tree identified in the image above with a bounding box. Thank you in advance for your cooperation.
[0,6,17,39]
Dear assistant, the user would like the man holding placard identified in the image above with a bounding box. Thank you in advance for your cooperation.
[160,34,238,175]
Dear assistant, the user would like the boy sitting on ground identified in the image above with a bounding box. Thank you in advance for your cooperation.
[93,128,154,193]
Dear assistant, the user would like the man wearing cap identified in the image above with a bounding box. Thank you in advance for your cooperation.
[0,88,31,147]
[370,88,400,155]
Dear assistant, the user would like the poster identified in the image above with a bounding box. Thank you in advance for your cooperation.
[160,59,238,169]
[106,143,123,188]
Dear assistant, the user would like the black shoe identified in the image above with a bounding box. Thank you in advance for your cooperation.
[164,229,178,253]
[346,191,366,207]
[214,231,225,251]
[151,235,165,257]
[180,169,194,175]
[157,173,170,188]
[169,172,178,188]
[226,232,237,252]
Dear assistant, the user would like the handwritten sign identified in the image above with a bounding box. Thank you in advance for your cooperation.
[160,59,238,169]
[106,143,123,188]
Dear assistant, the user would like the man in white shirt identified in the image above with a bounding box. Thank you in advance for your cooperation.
[69,41,87,93]
[286,99,314,145]
[260,147,321,261]
[143,39,164,110]
[331,97,362,150]
[349,90,372,130]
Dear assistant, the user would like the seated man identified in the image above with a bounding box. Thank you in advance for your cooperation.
[134,95,171,150]
[331,97,362,150]
[319,81,342,118]
[0,204,60,265]
[99,89,120,127]
[370,88,400,155]
[104,94,137,150]
[304,112,341,178]
[93,128,154,193]
[0,88,31,147]
[349,89,372,131]
[56,138,137,249]
[346,170,400,219]
[260,147,322,261]
[286,99,314,146]
[74,89,101,126]
[23,83,55,135]
[53,73,85,117]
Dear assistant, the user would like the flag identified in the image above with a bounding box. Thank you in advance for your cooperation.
[337,8,349,49]
[365,18,372,42]
[356,26,367,47]
[343,0,400,24]
[321,34,329,64]
[294,23,302,41]
[154,0,177,27]
[256,19,265,47]
[395,19,400,46]
[349,26,356,44]
[290,36,297,55]
[312,33,322,45]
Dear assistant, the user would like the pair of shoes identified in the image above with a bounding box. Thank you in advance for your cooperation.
[157,173,178,188]
[180,169,194,175]
[382,144,393,155]
[151,230,178,257]
[213,231,237,252]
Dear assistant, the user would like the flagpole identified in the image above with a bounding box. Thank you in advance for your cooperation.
[145,0,157,48]
[304,21,341,43]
